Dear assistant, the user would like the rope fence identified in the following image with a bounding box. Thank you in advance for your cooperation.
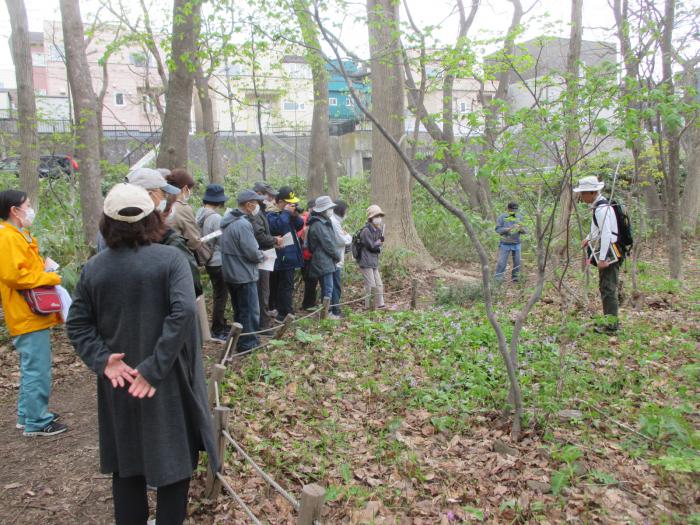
[203,279,420,524]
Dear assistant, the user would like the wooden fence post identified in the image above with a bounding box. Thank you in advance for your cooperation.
[297,483,326,525]
[410,278,418,310]
[196,295,212,342]
[205,406,231,499]
[218,323,243,364]
[208,364,226,408]
[275,313,295,339]
[320,297,330,320]
[369,287,377,311]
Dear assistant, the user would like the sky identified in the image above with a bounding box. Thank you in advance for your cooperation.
[0,0,616,84]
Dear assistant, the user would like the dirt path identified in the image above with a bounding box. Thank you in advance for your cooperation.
[0,332,113,525]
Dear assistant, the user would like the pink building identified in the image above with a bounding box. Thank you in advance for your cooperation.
[30,20,164,130]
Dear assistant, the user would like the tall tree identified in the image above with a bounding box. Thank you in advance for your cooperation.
[156,0,202,170]
[679,57,700,234]
[194,63,224,184]
[294,0,338,200]
[659,0,682,278]
[6,0,39,209]
[553,0,583,252]
[59,0,103,245]
[366,0,432,263]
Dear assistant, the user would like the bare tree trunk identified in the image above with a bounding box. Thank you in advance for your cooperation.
[366,0,432,264]
[660,0,682,279]
[6,0,39,209]
[194,64,224,184]
[680,63,700,235]
[554,0,582,251]
[294,0,337,200]
[156,0,201,169]
[479,0,523,221]
[59,0,103,246]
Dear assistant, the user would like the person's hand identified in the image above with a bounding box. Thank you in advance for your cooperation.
[284,203,297,214]
[104,353,137,388]
[598,260,610,269]
[128,372,156,399]
[274,236,284,248]
[581,239,589,248]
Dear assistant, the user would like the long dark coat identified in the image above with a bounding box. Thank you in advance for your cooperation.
[66,243,218,487]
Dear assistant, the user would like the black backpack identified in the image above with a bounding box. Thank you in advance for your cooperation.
[594,199,633,259]
[351,225,367,261]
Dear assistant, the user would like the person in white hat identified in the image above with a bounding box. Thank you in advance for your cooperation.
[306,196,341,313]
[357,205,386,309]
[67,183,217,524]
[573,175,620,333]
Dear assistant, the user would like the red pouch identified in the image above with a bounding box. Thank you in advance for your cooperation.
[20,286,62,315]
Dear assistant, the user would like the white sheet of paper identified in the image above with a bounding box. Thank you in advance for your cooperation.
[280,232,294,247]
[55,285,72,321]
[258,248,277,271]
[200,229,222,243]
[45,257,60,271]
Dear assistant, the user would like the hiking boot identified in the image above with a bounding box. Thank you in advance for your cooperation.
[328,313,341,320]
[16,412,61,430]
[594,324,619,335]
[23,421,67,437]
[211,332,228,342]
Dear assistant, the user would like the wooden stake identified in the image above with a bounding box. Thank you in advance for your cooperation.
[320,297,330,320]
[218,323,243,364]
[369,286,377,311]
[207,364,226,408]
[196,295,212,342]
[410,278,418,310]
[275,313,295,339]
[205,406,231,498]
[297,483,326,525]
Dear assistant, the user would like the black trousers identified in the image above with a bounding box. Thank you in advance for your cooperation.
[112,473,190,525]
[205,265,231,335]
[273,268,296,319]
[258,269,272,329]
[301,264,318,310]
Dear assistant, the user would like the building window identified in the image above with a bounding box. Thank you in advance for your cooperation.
[114,93,125,106]
[129,52,148,67]
[31,53,46,66]
[142,95,156,114]
[49,44,64,62]
[328,97,337,106]
[459,101,469,113]
[283,101,304,111]
[283,62,311,79]
[224,63,248,76]
[345,98,353,107]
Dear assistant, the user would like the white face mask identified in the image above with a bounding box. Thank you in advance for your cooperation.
[371,217,382,226]
[324,209,334,218]
[17,206,36,227]
[252,204,260,215]
[157,199,167,212]
[181,188,191,203]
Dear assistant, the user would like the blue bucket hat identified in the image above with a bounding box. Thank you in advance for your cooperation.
[203,184,229,204]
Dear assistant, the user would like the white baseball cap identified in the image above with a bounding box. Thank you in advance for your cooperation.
[573,176,604,193]
[103,183,155,223]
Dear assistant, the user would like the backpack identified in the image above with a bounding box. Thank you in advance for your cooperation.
[593,198,633,259]
[351,225,367,261]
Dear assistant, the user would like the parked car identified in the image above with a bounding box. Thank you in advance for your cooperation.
[0,154,79,178]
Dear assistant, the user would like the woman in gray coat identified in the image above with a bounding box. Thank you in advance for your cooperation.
[66,183,217,525]
[306,196,341,303]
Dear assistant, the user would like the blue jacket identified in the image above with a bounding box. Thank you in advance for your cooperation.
[267,209,304,270]
[495,212,526,245]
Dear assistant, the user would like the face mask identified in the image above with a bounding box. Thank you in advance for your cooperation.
[181,188,191,203]
[157,200,167,212]
[371,217,382,226]
[17,206,36,227]
[252,204,260,215]
[324,209,334,218]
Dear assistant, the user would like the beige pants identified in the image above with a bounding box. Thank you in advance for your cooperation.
[360,267,384,308]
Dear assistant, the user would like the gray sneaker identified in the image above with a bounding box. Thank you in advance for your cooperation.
[23,421,67,437]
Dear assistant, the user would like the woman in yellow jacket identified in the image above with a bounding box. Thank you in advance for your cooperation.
[0,190,66,436]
